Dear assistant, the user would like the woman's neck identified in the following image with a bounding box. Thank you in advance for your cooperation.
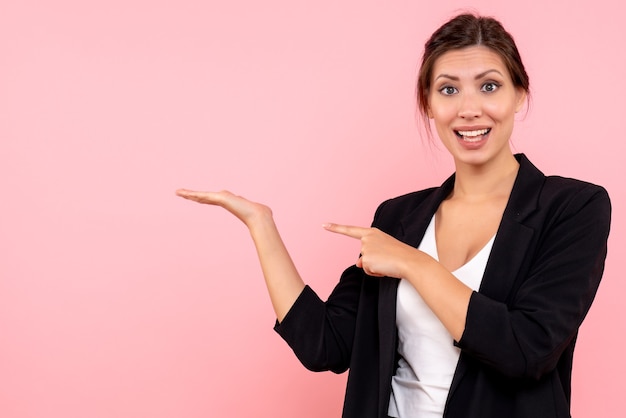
[451,153,520,201]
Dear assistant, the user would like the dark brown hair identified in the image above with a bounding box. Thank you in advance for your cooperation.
[417,14,530,126]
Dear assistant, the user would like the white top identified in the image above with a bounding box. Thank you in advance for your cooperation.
[388,216,495,418]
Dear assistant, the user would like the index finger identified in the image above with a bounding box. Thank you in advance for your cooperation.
[323,223,369,239]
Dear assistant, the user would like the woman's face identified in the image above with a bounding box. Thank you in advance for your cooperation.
[428,46,526,169]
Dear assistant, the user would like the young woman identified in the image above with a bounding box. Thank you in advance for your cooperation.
[177,14,611,418]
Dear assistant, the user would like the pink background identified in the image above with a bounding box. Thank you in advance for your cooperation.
[1,1,624,417]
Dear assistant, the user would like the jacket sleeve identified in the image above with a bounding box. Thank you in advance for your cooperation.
[457,184,611,380]
[273,199,396,374]
[273,265,364,373]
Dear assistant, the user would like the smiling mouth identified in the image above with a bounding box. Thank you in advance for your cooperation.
[455,128,491,142]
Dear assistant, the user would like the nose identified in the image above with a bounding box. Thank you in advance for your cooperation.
[457,92,482,119]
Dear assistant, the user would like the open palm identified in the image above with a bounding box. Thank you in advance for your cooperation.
[176,189,272,227]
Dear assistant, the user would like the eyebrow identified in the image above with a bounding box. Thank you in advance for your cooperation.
[434,69,504,82]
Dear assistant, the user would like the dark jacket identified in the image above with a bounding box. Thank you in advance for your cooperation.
[275,154,611,418]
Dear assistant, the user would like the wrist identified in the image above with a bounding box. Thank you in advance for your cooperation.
[401,249,435,284]
[247,207,277,238]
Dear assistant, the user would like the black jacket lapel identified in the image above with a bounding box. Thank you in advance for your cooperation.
[377,173,455,416]
[447,154,546,403]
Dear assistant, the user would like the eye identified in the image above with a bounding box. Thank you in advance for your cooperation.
[481,82,500,93]
[439,86,458,96]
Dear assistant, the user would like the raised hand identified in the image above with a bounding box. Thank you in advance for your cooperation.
[176,189,272,227]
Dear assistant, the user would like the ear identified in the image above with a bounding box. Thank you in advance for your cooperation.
[515,88,527,113]
[427,105,434,119]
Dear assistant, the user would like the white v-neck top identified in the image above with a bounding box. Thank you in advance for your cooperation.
[388,216,495,418]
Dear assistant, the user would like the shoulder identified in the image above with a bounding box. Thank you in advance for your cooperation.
[543,175,608,194]
[540,175,611,214]
[514,154,611,220]
[525,174,612,243]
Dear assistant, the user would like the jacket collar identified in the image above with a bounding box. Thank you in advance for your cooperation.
[502,153,544,223]
[392,153,546,302]
[479,153,544,300]
[397,154,544,249]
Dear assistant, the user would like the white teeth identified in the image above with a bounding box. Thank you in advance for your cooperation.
[457,128,490,137]
[455,128,491,143]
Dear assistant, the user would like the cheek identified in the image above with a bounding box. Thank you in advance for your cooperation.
[484,101,515,121]
[431,115,455,145]
[429,101,456,125]
[431,112,451,137]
